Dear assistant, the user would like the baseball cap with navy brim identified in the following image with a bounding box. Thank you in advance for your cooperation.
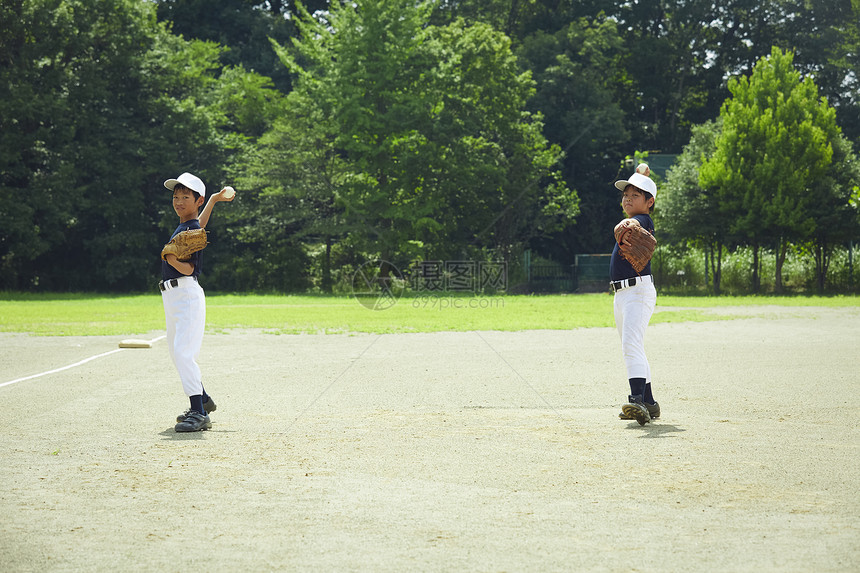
[614,172,657,198]
[164,172,206,198]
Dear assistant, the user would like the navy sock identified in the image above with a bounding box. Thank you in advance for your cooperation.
[628,378,646,400]
[189,394,205,415]
[643,383,656,405]
[202,388,210,404]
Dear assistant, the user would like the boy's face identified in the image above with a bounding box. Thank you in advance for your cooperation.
[173,185,204,221]
[621,185,654,217]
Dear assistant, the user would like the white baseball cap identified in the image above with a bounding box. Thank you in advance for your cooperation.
[614,171,657,198]
[164,172,206,198]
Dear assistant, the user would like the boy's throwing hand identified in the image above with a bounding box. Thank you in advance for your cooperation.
[215,186,236,201]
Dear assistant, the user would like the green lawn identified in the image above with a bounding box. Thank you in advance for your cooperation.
[0,292,856,336]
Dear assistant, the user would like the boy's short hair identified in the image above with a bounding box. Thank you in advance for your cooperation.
[174,183,202,202]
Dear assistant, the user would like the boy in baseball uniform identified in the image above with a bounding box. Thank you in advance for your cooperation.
[610,164,659,425]
[161,172,232,432]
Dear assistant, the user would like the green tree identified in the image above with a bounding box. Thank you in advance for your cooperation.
[154,0,306,93]
[270,0,575,277]
[0,0,164,289]
[660,119,728,294]
[516,15,628,258]
[708,0,860,146]
[425,19,576,260]
[229,89,344,292]
[804,131,860,292]
[700,47,839,293]
[608,0,727,153]
[0,0,284,291]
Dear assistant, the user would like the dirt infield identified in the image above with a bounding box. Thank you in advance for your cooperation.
[1,306,858,572]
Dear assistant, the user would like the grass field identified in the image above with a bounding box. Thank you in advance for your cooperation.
[1,292,856,336]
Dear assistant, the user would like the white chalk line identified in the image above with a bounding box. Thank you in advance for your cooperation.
[0,335,166,389]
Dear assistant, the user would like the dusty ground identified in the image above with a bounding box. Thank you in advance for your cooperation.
[0,306,858,572]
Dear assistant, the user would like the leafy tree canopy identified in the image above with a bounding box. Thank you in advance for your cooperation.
[265,0,576,273]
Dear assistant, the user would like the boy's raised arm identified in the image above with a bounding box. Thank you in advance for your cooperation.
[199,186,235,228]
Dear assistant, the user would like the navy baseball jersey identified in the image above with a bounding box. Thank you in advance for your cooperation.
[161,219,202,281]
[610,214,654,281]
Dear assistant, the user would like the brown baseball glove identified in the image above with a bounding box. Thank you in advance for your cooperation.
[161,228,209,261]
[614,218,656,273]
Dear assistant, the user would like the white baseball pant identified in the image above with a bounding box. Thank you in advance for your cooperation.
[613,276,656,382]
[161,277,205,397]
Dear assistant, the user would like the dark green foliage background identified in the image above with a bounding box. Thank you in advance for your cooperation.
[1,0,857,294]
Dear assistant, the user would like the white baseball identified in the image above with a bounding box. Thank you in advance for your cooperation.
[222,186,235,200]
[636,163,650,176]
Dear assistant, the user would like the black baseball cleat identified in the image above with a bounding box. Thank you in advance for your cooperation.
[175,411,211,432]
[621,395,652,426]
[619,401,660,421]
[176,397,216,423]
